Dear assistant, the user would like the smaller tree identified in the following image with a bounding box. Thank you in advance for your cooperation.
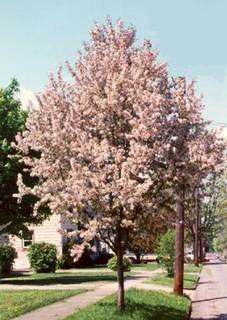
[128,213,170,264]
[156,230,175,277]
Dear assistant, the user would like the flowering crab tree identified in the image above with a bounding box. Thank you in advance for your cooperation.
[164,77,226,295]
[15,20,171,310]
[184,173,221,266]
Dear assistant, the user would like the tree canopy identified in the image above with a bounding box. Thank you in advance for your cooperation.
[0,79,49,236]
[15,19,227,309]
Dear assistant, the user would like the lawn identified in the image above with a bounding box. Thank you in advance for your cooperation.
[132,262,200,273]
[184,263,202,273]
[64,288,190,320]
[145,273,198,289]
[0,289,85,320]
[132,263,160,271]
[0,272,117,286]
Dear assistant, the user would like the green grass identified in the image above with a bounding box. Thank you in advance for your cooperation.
[132,262,200,273]
[64,288,190,320]
[0,289,85,320]
[0,272,117,286]
[132,263,160,271]
[184,263,202,273]
[145,273,198,289]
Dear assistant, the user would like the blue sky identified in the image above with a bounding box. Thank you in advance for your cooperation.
[0,0,227,124]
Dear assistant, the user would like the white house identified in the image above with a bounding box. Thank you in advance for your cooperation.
[4,215,71,269]
[1,214,109,270]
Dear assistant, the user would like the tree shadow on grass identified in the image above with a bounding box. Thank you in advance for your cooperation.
[93,300,189,320]
[0,274,117,285]
[71,289,190,320]
[0,272,31,279]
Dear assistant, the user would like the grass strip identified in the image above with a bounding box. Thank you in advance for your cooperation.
[145,272,198,289]
[0,289,85,320]
[65,288,190,320]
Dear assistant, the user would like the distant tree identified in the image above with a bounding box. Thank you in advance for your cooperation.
[184,173,226,263]
[0,79,49,236]
[156,230,175,277]
[165,77,226,294]
[206,174,227,254]
[128,206,173,263]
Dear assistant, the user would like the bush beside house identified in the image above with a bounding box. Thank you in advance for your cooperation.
[0,244,17,274]
[28,242,57,273]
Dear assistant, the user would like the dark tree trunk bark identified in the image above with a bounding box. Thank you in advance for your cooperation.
[194,235,199,266]
[199,236,203,262]
[194,188,199,267]
[135,251,141,264]
[174,194,185,295]
[116,225,125,311]
[192,229,196,262]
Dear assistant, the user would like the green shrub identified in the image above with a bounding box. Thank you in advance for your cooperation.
[57,242,74,269]
[0,244,17,274]
[28,242,57,273]
[57,243,95,269]
[57,253,74,269]
[156,230,175,277]
[107,255,132,272]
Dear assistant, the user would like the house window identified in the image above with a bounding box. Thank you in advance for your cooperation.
[22,230,34,249]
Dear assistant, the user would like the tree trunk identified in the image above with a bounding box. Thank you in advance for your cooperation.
[194,188,199,266]
[135,250,141,264]
[192,230,196,262]
[116,225,125,311]
[199,236,203,262]
[174,194,184,295]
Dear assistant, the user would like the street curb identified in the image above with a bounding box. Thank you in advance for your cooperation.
[195,274,200,289]
[184,274,200,292]
[186,301,192,320]
[186,269,202,319]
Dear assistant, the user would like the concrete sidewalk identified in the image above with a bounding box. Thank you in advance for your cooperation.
[12,271,152,320]
[0,281,101,291]
[12,270,194,320]
[190,260,227,319]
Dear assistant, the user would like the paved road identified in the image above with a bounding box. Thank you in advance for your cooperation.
[191,260,227,320]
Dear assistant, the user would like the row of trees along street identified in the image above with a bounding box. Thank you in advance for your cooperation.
[2,20,226,311]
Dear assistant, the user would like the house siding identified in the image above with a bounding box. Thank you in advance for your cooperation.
[33,214,62,253]
[2,214,109,270]
[11,214,63,269]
